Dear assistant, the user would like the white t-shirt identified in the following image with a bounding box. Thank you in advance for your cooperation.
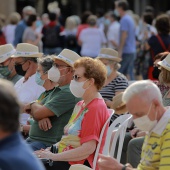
[79,27,107,58]
[3,24,17,45]
[107,21,120,49]
[14,74,45,125]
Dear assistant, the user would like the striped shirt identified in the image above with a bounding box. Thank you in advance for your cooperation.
[100,73,128,101]
[137,109,170,170]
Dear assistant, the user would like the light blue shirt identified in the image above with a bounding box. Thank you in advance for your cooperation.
[120,14,136,53]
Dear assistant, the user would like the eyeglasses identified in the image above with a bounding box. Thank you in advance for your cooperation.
[73,75,81,81]
[53,63,70,68]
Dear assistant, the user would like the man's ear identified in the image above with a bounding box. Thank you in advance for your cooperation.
[153,99,160,108]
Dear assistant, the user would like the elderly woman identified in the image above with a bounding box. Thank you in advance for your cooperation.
[98,48,128,107]
[22,56,56,134]
[35,57,110,170]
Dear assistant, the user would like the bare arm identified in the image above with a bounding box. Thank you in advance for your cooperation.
[29,103,55,121]
[35,140,96,161]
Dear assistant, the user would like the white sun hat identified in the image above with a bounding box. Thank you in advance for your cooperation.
[11,43,43,58]
[97,48,121,62]
[158,53,170,71]
[0,44,16,63]
[53,49,81,67]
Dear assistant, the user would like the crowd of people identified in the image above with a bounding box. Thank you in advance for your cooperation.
[1,0,170,170]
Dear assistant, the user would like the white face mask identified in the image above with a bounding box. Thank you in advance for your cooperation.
[48,66,60,83]
[133,103,158,132]
[70,80,88,98]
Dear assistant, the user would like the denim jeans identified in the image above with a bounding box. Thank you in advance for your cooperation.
[43,47,62,55]
[119,53,136,80]
[26,138,49,151]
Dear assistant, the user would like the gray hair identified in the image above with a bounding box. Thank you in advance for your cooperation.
[122,80,162,104]
[23,6,36,14]
[37,56,54,73]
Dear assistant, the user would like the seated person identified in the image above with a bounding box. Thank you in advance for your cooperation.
[98,80,170,170]
[98,48,128,122]
[25,49,81,151]
[35,57,110,170]
[21,56,56,135]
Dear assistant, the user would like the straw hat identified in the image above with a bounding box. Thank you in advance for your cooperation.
[11,43,43,58]
[53,49,81,67]
[97,48,121,62]
[110,92,128,114]
[0,44,16,63]
[158,53,170,71]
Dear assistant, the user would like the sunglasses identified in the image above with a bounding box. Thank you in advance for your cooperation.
[53,63,70,68]
[73,74,81,81]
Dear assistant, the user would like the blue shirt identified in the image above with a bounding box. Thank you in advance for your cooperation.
[13,20,27,46]
[120,14,136,53]
[0,132,45,170]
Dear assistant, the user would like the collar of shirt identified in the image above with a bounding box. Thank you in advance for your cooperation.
[151,108,170,135]
[58,84,70,90]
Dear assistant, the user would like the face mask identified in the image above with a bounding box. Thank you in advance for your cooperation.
[104,19,111,26]
[133,103,157,132]
[15,64,26,76]
[152,67,161,79]
[106,65,112,76]
[36,20,42,28]
[114,9,120,17]
[48,66,60,83]
[35,72,46,86]
[70,80,88,98]
[0,66,11,77]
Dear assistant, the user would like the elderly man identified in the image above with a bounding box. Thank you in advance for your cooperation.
[25,49,81,151]
[12,43,45,126]
[98,80,170,170]
[0,79,44,170]
[0,44,22,84]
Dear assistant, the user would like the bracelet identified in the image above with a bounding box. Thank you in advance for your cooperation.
[122,165,128,170]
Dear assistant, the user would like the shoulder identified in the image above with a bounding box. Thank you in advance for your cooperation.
[114,74,128,83]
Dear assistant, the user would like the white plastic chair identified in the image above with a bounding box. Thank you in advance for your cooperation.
[69,109,114,170]
[103,114,133,162]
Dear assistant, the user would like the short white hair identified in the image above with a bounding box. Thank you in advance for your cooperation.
[23,6,36,14]
[122,80,162,104]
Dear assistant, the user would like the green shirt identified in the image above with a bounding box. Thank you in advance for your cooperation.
[7,74,22,84]
[29,84,80,146]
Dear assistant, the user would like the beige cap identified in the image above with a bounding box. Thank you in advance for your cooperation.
[11,43,43,58]
[110,92,128,114]
[53,49,81,67]
[158,53,170,71]
[97,48,121,62]
[0,44,16,63]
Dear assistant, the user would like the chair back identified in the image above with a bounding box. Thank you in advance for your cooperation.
[103,114,133,162]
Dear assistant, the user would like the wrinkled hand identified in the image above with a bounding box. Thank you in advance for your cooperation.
[38,118,52,131]
[130,128,140,138]
[24,104,31,114]
[136,131,146,137]
[35,149,52,159]
[98,154,123,170]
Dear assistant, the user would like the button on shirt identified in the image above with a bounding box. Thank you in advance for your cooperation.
[14,74,45,125]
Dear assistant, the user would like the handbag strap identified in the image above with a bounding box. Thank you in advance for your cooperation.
[156,35,170,51]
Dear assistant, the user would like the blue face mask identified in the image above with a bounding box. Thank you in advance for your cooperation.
[114,9,120,17]
[0,66,11,77]
[104,19,111,26]
[35,72,46,86]
[36,20,42,28]
[106,65,112,76]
